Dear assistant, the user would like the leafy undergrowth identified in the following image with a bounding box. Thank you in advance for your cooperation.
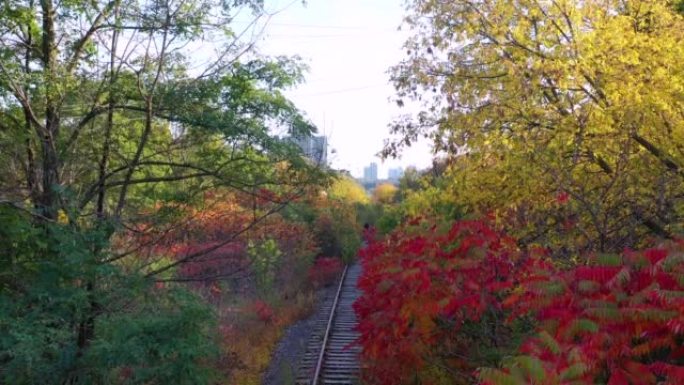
[221,258,343,385]
[124,189,350,384]
[308,257,344,288]
[355,218,684,385]
[354,219,536,385]
[481,243,684,385]
[220,291,315,385]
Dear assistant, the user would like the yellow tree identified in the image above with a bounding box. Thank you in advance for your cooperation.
[373,183,399,205]
[388,0,684,253]
[328,176,370,205]
[311,175,368,261]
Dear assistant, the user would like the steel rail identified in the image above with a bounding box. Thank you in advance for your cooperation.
[311,264,348,385]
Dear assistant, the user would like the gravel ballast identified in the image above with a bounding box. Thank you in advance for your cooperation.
[261,284,338,385]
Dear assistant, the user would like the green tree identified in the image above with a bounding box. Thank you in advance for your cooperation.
[0,0,328,381]
[0,207,218,384]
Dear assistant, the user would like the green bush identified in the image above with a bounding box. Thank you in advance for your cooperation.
[247,238,282,298]
[0,207,218,384]
[86,288,218,385]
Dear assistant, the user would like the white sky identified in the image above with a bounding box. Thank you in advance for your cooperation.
[247,0,434,179]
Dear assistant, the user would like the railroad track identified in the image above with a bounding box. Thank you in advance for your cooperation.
[295,263,362,385]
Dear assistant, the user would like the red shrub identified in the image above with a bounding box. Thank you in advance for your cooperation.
[362,225,376,244]
[308,257,343,287]
[353,216,684,385]
[353,219,537,384]
[481,242,684,385]
[253,300,274,323]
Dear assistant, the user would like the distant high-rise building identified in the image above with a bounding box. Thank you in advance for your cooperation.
[363,162,378,183]
[388,167,404,181]
[311,136,328,165]
[285,134,328,165]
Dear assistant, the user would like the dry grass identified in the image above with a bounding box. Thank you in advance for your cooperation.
[219,291,316,385]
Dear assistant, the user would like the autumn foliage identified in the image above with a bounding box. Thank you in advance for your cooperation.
[308,257,344,288]
[355,218,684,385]
[481,243,684,385]
[354,219,535,384]
[252,300,275,323]
[127,191,317,291]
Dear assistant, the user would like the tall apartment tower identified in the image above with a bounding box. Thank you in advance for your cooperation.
[287,134,328,166]
[388,167,404,181]
[363,162,378,183]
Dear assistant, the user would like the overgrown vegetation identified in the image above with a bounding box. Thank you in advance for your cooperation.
[3,0,683,383]
[353,0,684,384]
[357,218,684,384]
[0,0,372,382]
[0,207,219,384]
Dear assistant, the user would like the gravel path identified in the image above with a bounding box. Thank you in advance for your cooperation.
[261,284,337,385]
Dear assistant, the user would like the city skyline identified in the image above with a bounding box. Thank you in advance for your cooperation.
[254,0,434,178]
[282,131,420,179]
[363,162,378,183]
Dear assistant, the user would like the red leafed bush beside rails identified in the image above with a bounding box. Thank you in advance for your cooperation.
[479,242,684,385]
[308,257,344,288]
[354,216,684,385]
[353,218,541,385]
[362,225,377,244]
[253,300,274,323]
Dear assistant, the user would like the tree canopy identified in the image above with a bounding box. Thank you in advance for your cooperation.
[0,0,330,382]
[387,0,684,253]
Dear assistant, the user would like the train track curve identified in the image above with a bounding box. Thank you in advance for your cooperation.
[295,263,362,385]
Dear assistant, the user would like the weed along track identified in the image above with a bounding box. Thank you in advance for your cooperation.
[296,264,362,385]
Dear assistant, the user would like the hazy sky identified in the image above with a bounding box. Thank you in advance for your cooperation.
[245,0,433,178]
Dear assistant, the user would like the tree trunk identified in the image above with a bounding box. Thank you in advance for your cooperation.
[40,0,60,220]
[23,1,38,203]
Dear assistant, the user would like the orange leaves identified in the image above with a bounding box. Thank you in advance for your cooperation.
[132,191,317,292]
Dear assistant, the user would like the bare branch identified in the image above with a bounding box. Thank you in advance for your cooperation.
[66,0,121,74]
